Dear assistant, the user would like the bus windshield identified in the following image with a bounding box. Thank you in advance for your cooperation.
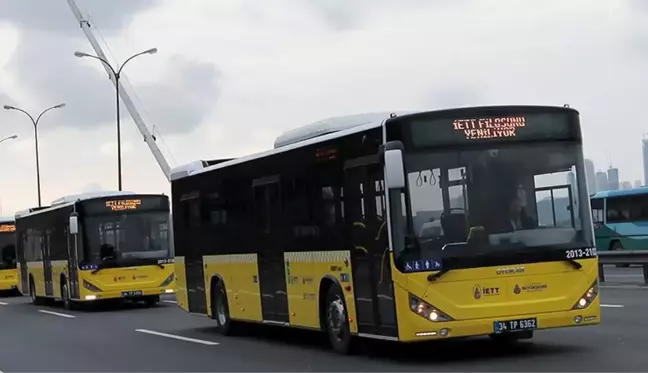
[396,142,594,271]
[0,232,16,270]
[83,212,170,264]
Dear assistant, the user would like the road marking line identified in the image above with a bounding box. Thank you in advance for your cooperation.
[601,304,624,308]
[135,329,219,345]
[38,310,76,318]
[0,301,8,305]
[163,300,177,304]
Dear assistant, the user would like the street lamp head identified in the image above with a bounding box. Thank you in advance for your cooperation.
[3,105,15,110]
[53,103,66,109]
[74,51,91,58]
[144,48,158,55]
[9,135,17,140]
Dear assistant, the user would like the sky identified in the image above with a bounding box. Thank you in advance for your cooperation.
[0,0,646,215]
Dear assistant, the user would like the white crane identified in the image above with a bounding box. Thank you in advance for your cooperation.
[66,0,172,181]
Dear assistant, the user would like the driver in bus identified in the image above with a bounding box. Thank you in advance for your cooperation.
[508,195,534,231]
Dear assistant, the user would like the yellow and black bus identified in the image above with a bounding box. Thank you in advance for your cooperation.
[15,191,174,309]
[170,106,599,354]
[0,217,18,294]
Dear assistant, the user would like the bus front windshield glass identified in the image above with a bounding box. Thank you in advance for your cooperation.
[84,212,170,264]
[0,232,16,270]
[396,143,593,270]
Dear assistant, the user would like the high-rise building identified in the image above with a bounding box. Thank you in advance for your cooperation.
[607,167,619,190]
[635,180,643,188]
[621,181,633,189]
[584,159,596,194]
[643,136,648,186]
[596,171,608,192]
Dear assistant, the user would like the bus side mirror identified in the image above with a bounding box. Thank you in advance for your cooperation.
[380,141,405,190]
[69,215,79,235]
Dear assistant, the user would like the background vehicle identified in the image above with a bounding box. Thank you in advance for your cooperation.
[15,191,175,309]
[0,217,18,294]
[170,106,599,354]
[590,187,648,253]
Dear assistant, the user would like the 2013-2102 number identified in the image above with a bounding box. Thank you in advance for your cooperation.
[565,248,597,259]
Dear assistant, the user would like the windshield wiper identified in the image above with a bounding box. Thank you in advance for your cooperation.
[565,259,582,270]
[427,269,450,282]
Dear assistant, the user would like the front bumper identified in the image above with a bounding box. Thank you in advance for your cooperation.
[78,286,175,301]
[399,306,600,342]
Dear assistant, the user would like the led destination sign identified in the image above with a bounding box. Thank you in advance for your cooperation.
[105,199,142,211]
[453,116,526,140]
[0,224,15,233]
[403,111,579,147]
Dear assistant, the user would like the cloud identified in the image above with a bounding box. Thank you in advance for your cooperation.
[0,0,221,135]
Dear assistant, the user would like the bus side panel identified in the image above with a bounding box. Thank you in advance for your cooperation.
[284,252,318,329]
[26,261,45,296]
[230,254,262,322]
[204,254,262,322]
[51,260,68,299]
[174,256,189,311]
[312,250,358,334]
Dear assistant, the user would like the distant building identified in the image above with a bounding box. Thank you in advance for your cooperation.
[596,171,609,192]
[607,167,619,190]
[635,180,643,188]
[568,171,577,200]
[621,181,633,189]
[585,159,596,194]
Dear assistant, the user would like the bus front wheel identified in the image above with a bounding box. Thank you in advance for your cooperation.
[324,284,355,354]
[212,281,235,336]
[61,281,76,310]
[29,279,44,306]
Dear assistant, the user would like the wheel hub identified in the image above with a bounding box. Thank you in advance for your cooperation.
[327,297,347,341]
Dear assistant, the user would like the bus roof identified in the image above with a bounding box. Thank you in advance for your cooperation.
[169,105,580,181]
[591,187,648,199]
[15,191,155,219]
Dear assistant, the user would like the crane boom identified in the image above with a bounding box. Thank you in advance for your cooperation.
[66,0,171,181]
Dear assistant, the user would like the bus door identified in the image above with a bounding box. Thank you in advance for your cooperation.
[43,231,54,296]
[344,156,398,338]
[181,194,207,314]
[253,175,289,324]
[66,223,80,299]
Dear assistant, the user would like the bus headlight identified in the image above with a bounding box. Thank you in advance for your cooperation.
[409,294,453,322]
[83,279,102,292]
[572,279,598,310]
[158,273,175,287]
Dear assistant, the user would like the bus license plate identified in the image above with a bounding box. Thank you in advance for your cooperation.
[493,317,537,334]
[121,290,143,297]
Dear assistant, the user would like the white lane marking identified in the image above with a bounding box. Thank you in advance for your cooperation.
[162,300,177,304]
[0,301,9,305]
[135,329,219,345]
[601,304,625,308]
[38,310,76,318]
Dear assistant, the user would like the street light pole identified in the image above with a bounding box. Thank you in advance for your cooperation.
[3,104,65,207]
[74,48,158,191]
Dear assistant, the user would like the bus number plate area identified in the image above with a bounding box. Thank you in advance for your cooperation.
[121,290,143,297]
[493,317,537,334]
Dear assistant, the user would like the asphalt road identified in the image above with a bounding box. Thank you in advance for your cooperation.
[0,271,646,372]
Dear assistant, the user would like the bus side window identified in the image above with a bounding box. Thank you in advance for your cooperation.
[590,198,604,224]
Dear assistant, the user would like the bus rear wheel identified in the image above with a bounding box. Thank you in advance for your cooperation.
[324,284,354,354]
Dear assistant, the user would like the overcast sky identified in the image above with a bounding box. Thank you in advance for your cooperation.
[0,0,646,214]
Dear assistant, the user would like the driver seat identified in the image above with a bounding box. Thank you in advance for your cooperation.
[440,212,468,243]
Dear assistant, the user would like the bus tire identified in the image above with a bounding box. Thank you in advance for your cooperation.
[211,281,235,336]
[61,280,76,310]
[324,283,355,354]
[611,241,629,268]
[29,277,44,306]
[144,295,159,307]
[490,330,533,344]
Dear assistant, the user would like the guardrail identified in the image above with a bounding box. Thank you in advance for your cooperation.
[598,250,648,285]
